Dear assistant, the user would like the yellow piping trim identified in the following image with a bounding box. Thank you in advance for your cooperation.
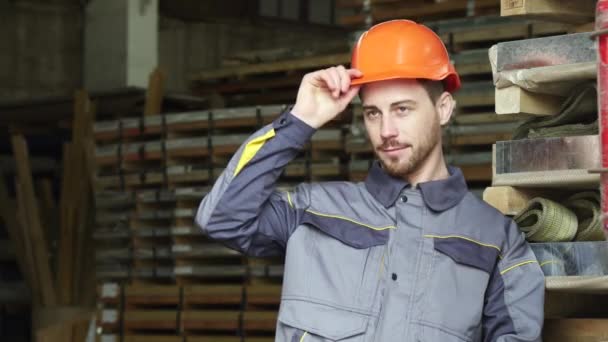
[284,191,293,208]
[500,260,538,275]
[299,332,308,342]
[424,234,503,258]
[540,260,559,267]
[305,209,396,231]
[233,129,276,176]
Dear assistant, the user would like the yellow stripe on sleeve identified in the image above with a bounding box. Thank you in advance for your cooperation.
[233,128,276,176]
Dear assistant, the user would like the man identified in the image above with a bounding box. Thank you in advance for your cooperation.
[196,20,544,341]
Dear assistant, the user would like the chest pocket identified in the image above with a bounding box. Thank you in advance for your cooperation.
[277,300,370,341]
[416,236,500,342]
[282,213,387,310]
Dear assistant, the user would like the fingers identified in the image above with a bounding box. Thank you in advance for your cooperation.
[336,65,350,93]
[326,67,341,98]
[313,70,337,94]
[308,66,363,99]
[347,68,363,78]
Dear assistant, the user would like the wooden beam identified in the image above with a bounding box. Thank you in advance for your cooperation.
[36,179,56,253]
[192,53,351,81]
[483,186,539,215]
[57,143,75,305]
[459,164,492,182]
[372,0,499,21]
[495,86,564,116]
[543,319,608,341]
[72,90,96,306]
[144,68,165,116]
[453,112,525,125]
[501,0,596,24]
[12,135,57,306]
[15,179,42,306]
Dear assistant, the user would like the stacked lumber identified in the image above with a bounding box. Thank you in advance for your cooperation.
[93,100,350,284]
[335,0,502,28]
[0,89,97,341]
[96,283,279,341]
[481,3,608,340]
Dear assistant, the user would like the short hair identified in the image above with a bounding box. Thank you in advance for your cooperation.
[417,79,444,104]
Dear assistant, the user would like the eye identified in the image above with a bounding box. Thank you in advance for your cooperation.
[365,110,380,120]
[396,106,409,115]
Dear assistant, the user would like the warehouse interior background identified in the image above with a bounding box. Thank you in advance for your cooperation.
[0,0,607,341]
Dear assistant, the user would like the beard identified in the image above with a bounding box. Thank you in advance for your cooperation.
[375,120,441,178]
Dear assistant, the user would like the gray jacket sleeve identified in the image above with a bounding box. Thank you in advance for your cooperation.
[483,219,545,342]
[195,111,315,257]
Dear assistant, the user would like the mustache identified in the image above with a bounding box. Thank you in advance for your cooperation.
[377,139,411,151]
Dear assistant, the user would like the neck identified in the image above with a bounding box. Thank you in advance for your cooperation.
[404,144,449,187]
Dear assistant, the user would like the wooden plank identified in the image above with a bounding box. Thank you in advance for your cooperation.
[242,311,278,331]
[372,0,500,21]
[450,132,513,146]
[183,285,243,306]
[483,186,537,215]
[125,284,180,307]
[192,53,350,81]
[181,310,240,330]
[14,180,41,305]
[123,310,178,330]
[187,337,274,342]
[37,179,57,247]
[145,68,165,116]
[123,336,183,342]
[453,112,525,125]
[546,276,608,294]
[459,164,492,182]
[501,0,596,24]
[495,86,564,116]
[545,292,608,319]
[492,169,599,188]
[11,134,57,306]
[337,13,367,26]
[335,0,364,9]
[453,23,529,45]
[58,143,75,305]
[543,319,608,341]
[247,285,281,305]
[72,90,96,306]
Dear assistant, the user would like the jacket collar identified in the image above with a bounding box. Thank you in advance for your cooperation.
[364,161,468,212]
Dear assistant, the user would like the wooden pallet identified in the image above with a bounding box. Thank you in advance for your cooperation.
[336,0,501,27]
[94,105,288,143]
[500,0,596,24]
[492,136,600,188]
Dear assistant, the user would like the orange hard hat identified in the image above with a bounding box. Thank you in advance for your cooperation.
[350,20,461,93]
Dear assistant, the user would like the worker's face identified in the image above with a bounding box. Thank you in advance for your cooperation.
[361,79,454,177]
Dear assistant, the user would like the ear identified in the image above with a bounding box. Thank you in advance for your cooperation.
[435,91,456,126]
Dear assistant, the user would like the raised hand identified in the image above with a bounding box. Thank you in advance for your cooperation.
[291,66,362,129]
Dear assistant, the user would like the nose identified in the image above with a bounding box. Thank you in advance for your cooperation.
[380,114,398,140]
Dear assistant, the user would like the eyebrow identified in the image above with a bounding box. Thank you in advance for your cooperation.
[362,99,417,110]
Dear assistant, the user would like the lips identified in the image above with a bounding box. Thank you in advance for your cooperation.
[379,145,410,158]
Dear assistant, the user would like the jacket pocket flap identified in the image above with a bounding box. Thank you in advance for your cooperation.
[278,299,369,340]
[432,237,499,274]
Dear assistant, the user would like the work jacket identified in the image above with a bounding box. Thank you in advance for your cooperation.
[196,110,545,342]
